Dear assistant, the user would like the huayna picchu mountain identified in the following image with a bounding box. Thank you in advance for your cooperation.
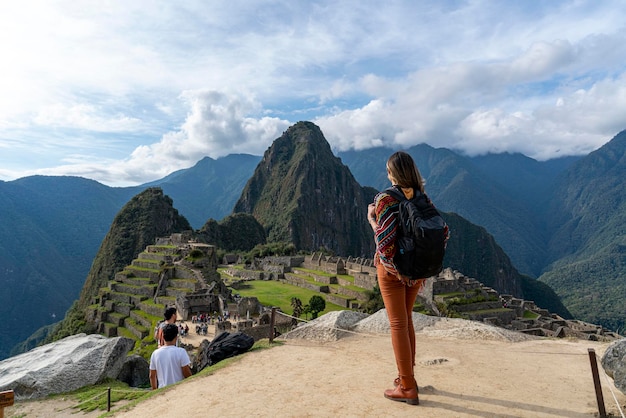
[233,121,376,257]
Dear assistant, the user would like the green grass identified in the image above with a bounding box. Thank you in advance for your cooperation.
[436,291,465,298]
[465,307,512,315]
[523,310,541,319]
[131,309,160,324]
[117,326,136,340]
[229,280,345,315]
[51,379,149,414]
[135,258,161,264]
[124,317,148,335]
[125,266,161,273]
[328,282,367,293]
[337,274,355,283]
[295,267,335,277]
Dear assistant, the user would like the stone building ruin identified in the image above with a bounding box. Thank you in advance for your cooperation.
[224,252,621,342]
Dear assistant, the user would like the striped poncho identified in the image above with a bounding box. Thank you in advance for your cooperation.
[372,187,416,284]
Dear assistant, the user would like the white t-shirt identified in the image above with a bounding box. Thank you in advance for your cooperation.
[149,345,191,388]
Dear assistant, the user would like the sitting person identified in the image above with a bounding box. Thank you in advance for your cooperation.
[149,324,192,389]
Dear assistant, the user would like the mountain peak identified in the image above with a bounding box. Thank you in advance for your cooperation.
[234,122,374,256]
[262,121,333,168]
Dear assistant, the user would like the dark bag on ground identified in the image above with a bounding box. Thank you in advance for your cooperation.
[206,331,255,366]
[385,186,449,280]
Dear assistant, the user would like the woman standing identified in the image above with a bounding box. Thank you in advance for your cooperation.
[367,151,427,405]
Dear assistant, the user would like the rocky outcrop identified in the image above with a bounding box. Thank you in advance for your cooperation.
[282,310,369,342]
[117,354,150,388]
[0,334,135,399]
[601,338,626,395]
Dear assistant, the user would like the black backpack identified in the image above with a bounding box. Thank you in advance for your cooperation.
[385,186,449,280]
[206,331,255,366]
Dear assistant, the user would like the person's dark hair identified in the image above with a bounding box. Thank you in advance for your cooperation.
[162,323,179,342]
[164,307,177,320]
[386,151,425,193]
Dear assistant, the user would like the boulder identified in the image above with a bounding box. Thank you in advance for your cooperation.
[116,354,150,388]
[0,333,135,399]
[601,338,626,395]
[282,310,368,341]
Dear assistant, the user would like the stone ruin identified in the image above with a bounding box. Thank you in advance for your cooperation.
[429,268,620,341]
[228,253,621,342]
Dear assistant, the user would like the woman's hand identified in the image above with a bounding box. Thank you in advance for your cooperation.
[367,203,377,231]
[367,203,376,220]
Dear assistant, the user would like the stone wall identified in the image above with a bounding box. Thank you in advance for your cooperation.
[226,268,265,281]
[282,273,329,293]
[262,256,305,267]
[302,253,346,275]
[234,297,263,317]
[325,294,353,308]
[292,269,338,284]
[353,273,377,289]
[176,290,221,320]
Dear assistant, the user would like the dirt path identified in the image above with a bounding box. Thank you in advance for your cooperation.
[6,324,625,417]
[108,333,624,418]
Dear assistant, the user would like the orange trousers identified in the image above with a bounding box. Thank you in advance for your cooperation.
[377,264,423,379]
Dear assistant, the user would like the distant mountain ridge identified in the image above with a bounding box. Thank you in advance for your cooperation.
[2,125,624,360]
[151,154,260,228]
[540,131,626,332]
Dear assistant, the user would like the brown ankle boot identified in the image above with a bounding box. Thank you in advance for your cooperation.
[384,376,419,405]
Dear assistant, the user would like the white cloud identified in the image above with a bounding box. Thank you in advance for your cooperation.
[111,90,291,183]
[1,0,626,185]
[33,103,143,132]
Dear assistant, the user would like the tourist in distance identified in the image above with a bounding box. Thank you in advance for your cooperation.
[367,151,428,405]
[156,307,177,347]
[149,323,192,389]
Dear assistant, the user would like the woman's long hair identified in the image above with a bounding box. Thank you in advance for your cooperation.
[386,151,425,194]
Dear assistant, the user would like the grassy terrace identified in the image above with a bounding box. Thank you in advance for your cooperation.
[464,307,511,315]
[287,272,367,296]
[436,292,465,299]
[328,282,366,293]
[523,310,541,319]
[132,309,160,324]
[124,266,162,273]
[116,326,136,340]
[169,278,196,286]
[228,279,344,316]
[157,296,176,305]
[124,277,154,283]
[142,251,170,256]
[136,257,161,264]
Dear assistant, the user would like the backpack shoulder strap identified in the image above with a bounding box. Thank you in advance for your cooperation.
[384,185,409,202]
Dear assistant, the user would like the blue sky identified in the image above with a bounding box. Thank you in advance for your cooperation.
[1,0,625,186]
